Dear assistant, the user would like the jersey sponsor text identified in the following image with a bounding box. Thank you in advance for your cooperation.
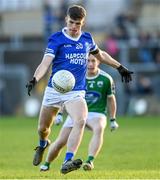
[65,53,87,65]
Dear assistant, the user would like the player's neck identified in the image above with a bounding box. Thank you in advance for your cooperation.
[66,28,81,38]
[87,70,99,77]
[62,27,82,40]
[67,31,80,38]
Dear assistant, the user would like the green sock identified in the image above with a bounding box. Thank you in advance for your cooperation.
[86,156,94,163]
[44,162,50,167]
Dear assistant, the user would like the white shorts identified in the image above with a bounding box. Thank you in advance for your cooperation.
[63,112,106,128]
[42,86,86,108]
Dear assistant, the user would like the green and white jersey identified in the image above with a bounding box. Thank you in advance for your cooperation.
[85,69,115,115]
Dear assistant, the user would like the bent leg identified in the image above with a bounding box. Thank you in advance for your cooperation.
[33,106,59,166]
[87,116,107,157]
[38,105,59,140]
[83,115,107,170]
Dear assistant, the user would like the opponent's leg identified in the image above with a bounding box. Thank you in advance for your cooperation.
[40,127,72,171]
[83,116,106,170]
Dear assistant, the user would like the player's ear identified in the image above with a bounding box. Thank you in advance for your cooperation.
[65,16,68,24]
[82,19,85,27]
[97,59,100,66]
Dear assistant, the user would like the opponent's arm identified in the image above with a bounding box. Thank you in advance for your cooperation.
[107,95,117,120]
[93,49,133,83]
[26,55,53,96]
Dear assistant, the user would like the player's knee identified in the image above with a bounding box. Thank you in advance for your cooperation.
[94,125,105,134]
[74,118,86,128]
[38,125,49,134]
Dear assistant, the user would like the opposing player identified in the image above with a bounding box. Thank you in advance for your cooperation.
[26,5,132,174]
[40,54,118,171]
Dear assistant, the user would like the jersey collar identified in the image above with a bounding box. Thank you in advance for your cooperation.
[86,69,100,80]
[62,27,82,41]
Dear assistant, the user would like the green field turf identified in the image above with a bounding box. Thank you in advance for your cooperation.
[0,116,160,179]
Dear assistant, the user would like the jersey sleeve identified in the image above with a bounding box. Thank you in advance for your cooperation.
[84,33,98,53]
[44,35,59,57]
[89,36,98,53]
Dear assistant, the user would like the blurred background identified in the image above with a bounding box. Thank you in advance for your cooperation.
[0,0,160,117]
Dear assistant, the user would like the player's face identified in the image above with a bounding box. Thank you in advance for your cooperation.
[87,55,100,76]
[65,16,85,37]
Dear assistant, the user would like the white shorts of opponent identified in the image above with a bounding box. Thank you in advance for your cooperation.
[42,86,86,108]
[63,112,106,128]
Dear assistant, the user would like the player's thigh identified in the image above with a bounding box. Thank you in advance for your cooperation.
[64,97,88,121]
[38,105,59,128]
[87,115,107,132]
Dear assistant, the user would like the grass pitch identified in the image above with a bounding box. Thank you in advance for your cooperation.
[0,116,160,179]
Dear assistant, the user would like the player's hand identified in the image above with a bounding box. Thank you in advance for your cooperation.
[117,65,133,83]
[26,77,37,96]
[54,113,63,125]
[110,119,119,132]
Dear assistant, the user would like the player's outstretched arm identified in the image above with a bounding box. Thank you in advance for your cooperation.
[33,55,53,82]
[94,50,133,83]
[26,77,37,96]
[26,55,53,96]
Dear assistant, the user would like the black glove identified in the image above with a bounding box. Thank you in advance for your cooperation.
[117,65,133,83]
[26,77,37,96]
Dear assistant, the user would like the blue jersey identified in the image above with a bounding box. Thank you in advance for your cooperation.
[44,27,98,91]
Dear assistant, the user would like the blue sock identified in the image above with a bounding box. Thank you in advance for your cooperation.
[39,140,47,148]
[64,152,74,162]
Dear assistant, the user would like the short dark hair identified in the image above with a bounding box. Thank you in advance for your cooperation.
[67,5,86,20]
